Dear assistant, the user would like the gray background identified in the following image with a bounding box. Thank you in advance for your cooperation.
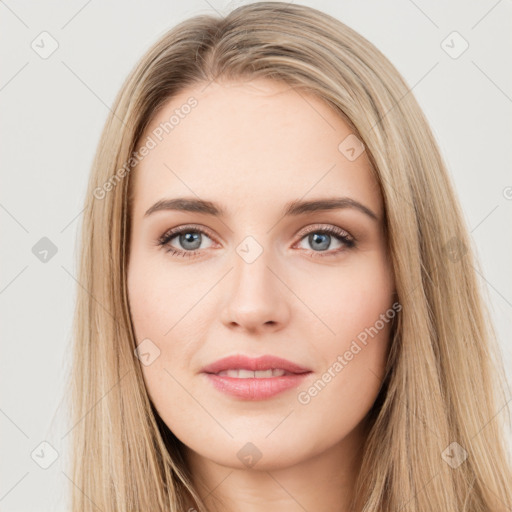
[1,1,511,510]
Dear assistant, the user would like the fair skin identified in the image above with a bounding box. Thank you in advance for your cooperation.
[127,78,395,512]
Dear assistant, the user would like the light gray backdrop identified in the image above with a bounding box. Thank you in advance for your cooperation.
[1,1,511,510]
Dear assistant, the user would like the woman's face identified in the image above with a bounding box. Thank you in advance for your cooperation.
[127,79,395,471]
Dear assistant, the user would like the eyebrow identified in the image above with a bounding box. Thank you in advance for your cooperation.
[144,196,379,221]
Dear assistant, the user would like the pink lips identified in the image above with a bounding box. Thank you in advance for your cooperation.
[201,354,312,401]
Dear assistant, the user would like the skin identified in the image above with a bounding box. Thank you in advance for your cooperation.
[127,78,395,512]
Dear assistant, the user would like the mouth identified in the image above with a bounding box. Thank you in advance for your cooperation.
[201,354,312,400]
[214,368,294,378]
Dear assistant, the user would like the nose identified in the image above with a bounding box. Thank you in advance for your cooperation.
[219,247,291,334]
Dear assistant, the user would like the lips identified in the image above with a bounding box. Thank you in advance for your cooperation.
[201,354,311,375]
[201,354,312,400]
[216,368,288,378]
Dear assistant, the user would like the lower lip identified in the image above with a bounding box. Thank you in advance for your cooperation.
[204,372,311,400]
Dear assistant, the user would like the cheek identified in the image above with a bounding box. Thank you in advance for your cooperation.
[127,256,208,415]
[292,256,393,423]
[292,298,393,455]
[300,251,394,348]
[292,326,390,457]
[127,254,203,341]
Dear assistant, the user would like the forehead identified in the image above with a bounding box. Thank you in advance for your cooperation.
[131,79,381,217]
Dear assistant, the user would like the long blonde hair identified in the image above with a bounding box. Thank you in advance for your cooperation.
[66,2,512,510]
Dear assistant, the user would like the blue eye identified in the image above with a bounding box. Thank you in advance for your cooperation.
[296,226,355,256]
[157,224,356,259]
[157,225,214,257]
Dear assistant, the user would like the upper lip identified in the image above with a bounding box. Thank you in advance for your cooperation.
[201,354,311,375]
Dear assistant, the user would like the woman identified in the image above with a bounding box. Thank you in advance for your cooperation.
[66,2,512,511]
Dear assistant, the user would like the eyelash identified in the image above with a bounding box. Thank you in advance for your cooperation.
[156,224,356,259]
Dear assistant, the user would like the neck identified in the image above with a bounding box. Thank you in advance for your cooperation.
[182,423,366,512]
